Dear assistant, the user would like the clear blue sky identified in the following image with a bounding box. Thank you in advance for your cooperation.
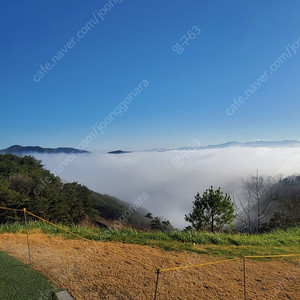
[1,0,300,151]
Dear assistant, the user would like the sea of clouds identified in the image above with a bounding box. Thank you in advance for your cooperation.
[34,147,300,228]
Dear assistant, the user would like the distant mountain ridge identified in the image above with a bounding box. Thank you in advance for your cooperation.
[2,140,300,155]
[108,150,132,154]
[150,140,300,152]
[0,145,89,154]
[175,140,300,151]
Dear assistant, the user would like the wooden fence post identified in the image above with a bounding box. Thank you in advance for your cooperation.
[23,208,32,265]
[154,268,160,300]
[243,256,247,300]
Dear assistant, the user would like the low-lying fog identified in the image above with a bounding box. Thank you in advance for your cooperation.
[34,147,300,228]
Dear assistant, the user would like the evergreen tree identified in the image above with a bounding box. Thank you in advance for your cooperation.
[185,186,235,232]
[145,213,172,231]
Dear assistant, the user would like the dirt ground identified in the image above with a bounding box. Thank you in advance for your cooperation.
[0,233,299,300]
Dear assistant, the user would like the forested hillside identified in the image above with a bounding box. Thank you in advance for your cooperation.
[0,154,96,223]
[0,154,149,227]
[92,192,150,227]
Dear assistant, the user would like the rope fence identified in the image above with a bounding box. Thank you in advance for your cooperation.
[160,257,241,272]
[154,253,300,300]
[25,208,154,270]
[0,206,299,299]
[0,206,23,212]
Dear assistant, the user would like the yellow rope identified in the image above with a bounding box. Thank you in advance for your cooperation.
[25,210,154,270]
[25,210,90,241]
[0,206,23,212]
[161,258,241,272]
[245,254,300,258]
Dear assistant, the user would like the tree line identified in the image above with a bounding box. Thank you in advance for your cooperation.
[185,175,300,233]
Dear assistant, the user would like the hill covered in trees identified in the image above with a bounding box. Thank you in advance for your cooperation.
[0,145,89,154]
[0,154,149,227]
[92,192,150,228]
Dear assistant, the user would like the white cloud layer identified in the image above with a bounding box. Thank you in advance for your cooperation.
[34,147,300,228]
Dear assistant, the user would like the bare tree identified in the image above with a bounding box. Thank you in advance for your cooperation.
[235,171,279,233]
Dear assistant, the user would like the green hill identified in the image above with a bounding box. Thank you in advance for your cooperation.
[0,154,149,227]
[92,192,149,228]
[0,145,89,154]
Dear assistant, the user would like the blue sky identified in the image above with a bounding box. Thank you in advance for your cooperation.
[1,0,300,151]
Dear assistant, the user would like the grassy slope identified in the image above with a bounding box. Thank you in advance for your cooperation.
[0,251,58,300]
[0,222,299,257]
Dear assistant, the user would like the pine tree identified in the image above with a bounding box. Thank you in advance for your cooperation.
[185,186,235,232]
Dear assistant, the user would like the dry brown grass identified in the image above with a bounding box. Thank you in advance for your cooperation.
[0,233,299,299]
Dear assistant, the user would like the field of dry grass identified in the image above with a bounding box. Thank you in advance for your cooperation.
[0,232,299,299]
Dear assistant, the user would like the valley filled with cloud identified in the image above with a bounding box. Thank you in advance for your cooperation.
[35,147,300,228]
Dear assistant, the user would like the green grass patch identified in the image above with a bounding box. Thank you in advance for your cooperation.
[1,222,299,257]
[0,251,58,300]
